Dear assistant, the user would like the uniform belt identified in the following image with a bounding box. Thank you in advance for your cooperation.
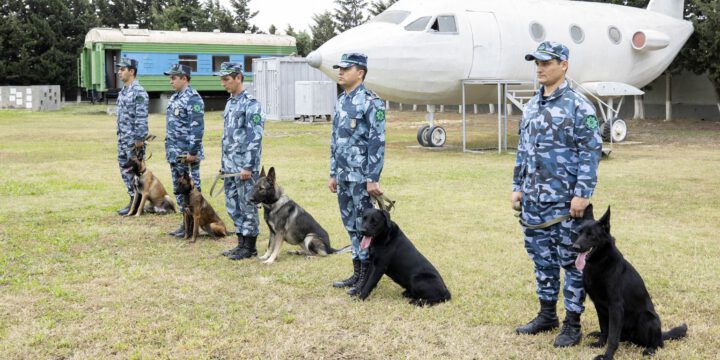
[209,170,254,197]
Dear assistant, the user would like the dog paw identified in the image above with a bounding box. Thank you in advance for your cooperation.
[642,348,656,356]
[589,340,606,348]
[261,260,274,265]
[587,331,602,338]
[593,355,607,360]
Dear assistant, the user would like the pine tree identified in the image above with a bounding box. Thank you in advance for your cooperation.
[294,30,313,57]
[311,11,337,50]
[229,0,260,33]
[268,24,277,34]
[333,0,367,33]
[368,0,398,16]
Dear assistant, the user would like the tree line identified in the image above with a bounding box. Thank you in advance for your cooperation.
[0,0,717,103]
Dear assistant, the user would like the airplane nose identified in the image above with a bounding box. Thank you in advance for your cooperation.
[307,51,322,69]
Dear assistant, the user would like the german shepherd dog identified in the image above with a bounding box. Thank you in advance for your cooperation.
[358,208,451,306]
[123,155,176,216]
[250,167,350,265]
[176,171,227,242]
[573,205,688,359]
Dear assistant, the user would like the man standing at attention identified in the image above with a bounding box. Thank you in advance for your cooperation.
[512,41,602,347]
[164,64,205,238]
[115,57,149,216]
[214,62,265,260]
[328,53,387,296]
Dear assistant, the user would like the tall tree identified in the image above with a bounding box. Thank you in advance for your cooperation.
[294,30,313,57]
[368,0,398,16]
[268,24,277,34]
[229,0,260,33]
[333,0,367,33]
[198,0,237,32]
[311,11,337,50]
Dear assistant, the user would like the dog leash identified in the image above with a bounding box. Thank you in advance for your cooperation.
[513,201,570,229]
[209,170,257,197]
[372,194,396,212]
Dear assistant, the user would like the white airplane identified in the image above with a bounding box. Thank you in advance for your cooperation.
[307,0,693,147]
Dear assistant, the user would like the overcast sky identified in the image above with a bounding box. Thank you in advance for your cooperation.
[220,0,339,33]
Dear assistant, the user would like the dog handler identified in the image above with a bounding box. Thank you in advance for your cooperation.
[512,41,602,347]
[115,57,149,216]
[214,63,265,260]
[164,64,205,238]
[328,53,387,296]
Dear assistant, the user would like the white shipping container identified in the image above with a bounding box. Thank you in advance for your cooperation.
[0,85,61,111]
[294,81,336,122]
[253,57,334,121]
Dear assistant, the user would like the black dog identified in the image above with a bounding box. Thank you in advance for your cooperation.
[358,208,451,306]
[573,205,687,359]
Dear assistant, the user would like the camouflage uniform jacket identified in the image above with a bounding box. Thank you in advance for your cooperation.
[513,80,602,203]
[165,85,205,162]
[330,83,386,183]
[116,80,149,142]
[221,90,265,173]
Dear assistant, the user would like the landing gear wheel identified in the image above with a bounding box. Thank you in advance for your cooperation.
[611,119,627,143]
[427,126,446,147]
[417,125,431,146]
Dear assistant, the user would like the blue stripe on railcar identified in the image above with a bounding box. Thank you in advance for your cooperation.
[121,52,268,76]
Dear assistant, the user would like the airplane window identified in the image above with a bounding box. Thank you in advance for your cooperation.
[608,26,622,44]
[371,10,410,24]
[405,16,431,31]
[570,25,584,44]
[430,15,457,33]
[529,22,545,42]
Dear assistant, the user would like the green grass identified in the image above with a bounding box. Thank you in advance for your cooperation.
[1,105,719,359]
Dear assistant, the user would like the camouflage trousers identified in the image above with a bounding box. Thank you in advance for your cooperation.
[337,180,373,261]
[170,162,201,212]
[521,200,585,314]
[224,174,259,237]
[117,140,144,197]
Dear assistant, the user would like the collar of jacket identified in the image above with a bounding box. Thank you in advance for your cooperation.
[537,79,569,102]
[343,82,366,99]
[228,89,248,101]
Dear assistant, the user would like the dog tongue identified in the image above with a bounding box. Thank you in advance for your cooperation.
[360,236,372,250]
[576,251,589,271]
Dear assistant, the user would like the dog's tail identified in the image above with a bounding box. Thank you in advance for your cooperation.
[164,195,177,213]
[330,244,352,254]
[662,323,688,341]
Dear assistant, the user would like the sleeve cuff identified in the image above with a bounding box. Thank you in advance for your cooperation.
[512,184,522,192]
[573,188,593,198]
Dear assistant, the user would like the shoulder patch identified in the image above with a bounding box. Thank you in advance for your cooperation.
[375,109,385,122]
[192,103,202,113]
[585,115,599,130]
[251,113,261,124]
[135,95,145,104]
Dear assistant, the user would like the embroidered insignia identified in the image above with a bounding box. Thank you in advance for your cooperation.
[375,109,385,122]
[135,95,145,104]
[192,104,202,113]
[585,115,599,130]
[251,113,261,124]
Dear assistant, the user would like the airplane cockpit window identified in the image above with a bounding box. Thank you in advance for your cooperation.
[429,15,457,33]
[404,16,431,31]
[371,10,411,24]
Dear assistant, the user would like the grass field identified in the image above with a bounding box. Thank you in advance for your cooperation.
[1,104,719,359]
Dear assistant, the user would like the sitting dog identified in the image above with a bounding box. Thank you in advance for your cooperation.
[123,155,176,216]
[573,205,687,359]
[358,208,451,306]
[250,167,350,265]
[176,172,227,242]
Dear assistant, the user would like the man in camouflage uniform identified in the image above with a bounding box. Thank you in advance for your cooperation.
[115,57,149,216]
[164,64,205,237]
[328,53,387,296]
[214,62,265,260]
[512,41,602,347]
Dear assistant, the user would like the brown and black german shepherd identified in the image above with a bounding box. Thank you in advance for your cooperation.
[176,171,227,242]
[250,167,350,264]
[123,155,176,216]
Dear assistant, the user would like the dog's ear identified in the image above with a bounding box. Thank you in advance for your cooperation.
[267,167,276,183]
[598,205,611,232]
[583,203,595,220]
[381,209,391,229]
[260,166,266,177]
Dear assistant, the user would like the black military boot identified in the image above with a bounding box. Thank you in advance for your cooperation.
[516,300,560,335]
[117,196,133,216]
[347,260,370,296]
[553,311,582,347]
[229,236,258,260]
[333,259,361,288]
[222,235,245,257]
[168,220,185,238]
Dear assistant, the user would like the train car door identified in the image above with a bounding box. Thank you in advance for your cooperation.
[104,49,121,90]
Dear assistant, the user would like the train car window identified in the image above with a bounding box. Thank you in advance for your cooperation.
[430,15,457,33]
[212,56,230,72]
[370,10,410,24]
[404,16,431,31]
[179,55,198,71]
[244,56,260,73]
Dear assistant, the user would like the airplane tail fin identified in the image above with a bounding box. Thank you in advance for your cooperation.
[647,0,685,19]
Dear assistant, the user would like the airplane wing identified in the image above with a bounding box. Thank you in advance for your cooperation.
[577,82,645,97]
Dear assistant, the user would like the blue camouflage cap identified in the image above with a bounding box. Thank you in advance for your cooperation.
[213,62,243,76]
[525,41,569,61]
[333,53,368,69]
[116,57,138,68]
[164,64,192,76]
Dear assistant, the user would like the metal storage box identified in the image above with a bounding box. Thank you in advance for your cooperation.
[0,85,61,111]
[294,81,336,122]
